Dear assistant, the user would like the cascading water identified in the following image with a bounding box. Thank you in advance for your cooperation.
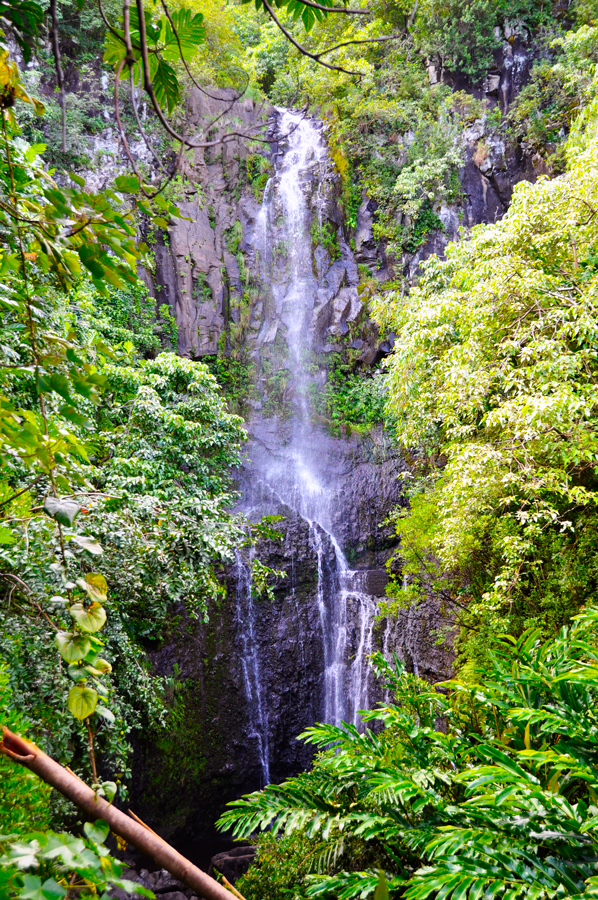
[234,109,383,762]
[234,550,271,786]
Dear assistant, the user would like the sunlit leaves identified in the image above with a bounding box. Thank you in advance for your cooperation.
[55,632,90,663]
[69,602,106,633]
[67,684,98,719]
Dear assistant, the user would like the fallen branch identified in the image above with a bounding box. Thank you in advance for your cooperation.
[0,727,241,900]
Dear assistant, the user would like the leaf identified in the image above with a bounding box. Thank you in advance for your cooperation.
[70,534,103,555]
[67,663,86,681]
[43,496,80,527]
[0,525,15,545]
[55,631,91,663]
[83,820,109,845]
[76,574,107,602]
[67,685,98,720]
[114,174,142,194]
[69,601,106,633]
[86,658,112,675]
[102,781,117,803]
[48,373,72,401]
[95,705,115,723]
[162,8,205,61]
[149,56,180,113]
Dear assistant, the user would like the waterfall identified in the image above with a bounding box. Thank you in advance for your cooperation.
[234,550,271,786]
[235,109,384,781]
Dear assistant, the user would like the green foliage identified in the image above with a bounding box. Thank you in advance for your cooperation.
[373,79,598,661]
[220,606,598,900]
[0,663,51,835]
[0,50,247,820]
[0,821,154,900]
[411,0,549,82]
[318,360,386,434]
[246,154,272,200]
[509,22,598,173]
[158,302,178,350]
[310,219,340,261]
[104,5,206,113]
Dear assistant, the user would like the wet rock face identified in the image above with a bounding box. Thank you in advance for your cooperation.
[131,430,453,855]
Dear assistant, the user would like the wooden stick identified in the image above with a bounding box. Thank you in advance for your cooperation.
[219,875,246,900]
[0,727,239,900]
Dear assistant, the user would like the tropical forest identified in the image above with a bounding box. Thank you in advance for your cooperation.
[1,0,598,898]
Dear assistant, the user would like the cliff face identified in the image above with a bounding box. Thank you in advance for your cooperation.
[129,34,543,855]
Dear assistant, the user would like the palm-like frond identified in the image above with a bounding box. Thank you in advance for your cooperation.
[222,608,598,900]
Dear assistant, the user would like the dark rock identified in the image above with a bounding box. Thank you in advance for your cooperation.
[209,847,256,884]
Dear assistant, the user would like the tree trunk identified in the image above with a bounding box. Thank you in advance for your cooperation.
[1,727,239,900]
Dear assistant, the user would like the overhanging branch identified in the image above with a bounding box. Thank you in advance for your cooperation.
[0,727,241,900]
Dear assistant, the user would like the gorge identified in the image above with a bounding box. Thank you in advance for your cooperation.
[132,105,452,858]
[2,3,598,898]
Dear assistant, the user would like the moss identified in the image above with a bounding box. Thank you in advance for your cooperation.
[246,154,272,201]
[310,219,341,261]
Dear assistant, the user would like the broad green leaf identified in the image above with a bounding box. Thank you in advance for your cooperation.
[55,631,91,663]
[114,174,142,194]
[67,684,98,720]
[102,781,117,803]
[83,820,109,845]
[69,601,106,633]
[43,496,80,527]
[95,704,115,723]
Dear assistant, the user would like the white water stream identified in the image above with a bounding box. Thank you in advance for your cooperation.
[237,110,381,782]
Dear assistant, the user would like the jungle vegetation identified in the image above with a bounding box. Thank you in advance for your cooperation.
[1,0,598,899]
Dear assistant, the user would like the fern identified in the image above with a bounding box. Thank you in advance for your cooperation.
[220,608,598,900]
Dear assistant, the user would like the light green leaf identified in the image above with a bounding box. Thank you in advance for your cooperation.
[55,631,91,663]
[67,684,98,720]
[83,820,109,845]
[70,534,103,555]
[95,704,115,723]
[81,573,108,601]
[70,601,106,633]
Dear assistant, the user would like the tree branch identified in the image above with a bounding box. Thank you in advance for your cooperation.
[261,0,364,76]
[315,32,403,59]
[0,727,242,900]
[285,0,371,14]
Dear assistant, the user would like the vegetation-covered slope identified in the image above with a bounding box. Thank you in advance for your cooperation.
[2,0,598,897]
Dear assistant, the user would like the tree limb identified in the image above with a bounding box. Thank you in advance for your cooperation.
[315,32,403,59]
[261,0,363,76]
[0,727,242,900]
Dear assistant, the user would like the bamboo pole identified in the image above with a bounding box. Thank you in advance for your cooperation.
[1,727,241,900]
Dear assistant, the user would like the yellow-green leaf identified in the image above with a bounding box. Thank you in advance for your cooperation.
[55,631,91,663]
[70,601,106,633]
[67,685,98,720]
[76,574,107,602]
